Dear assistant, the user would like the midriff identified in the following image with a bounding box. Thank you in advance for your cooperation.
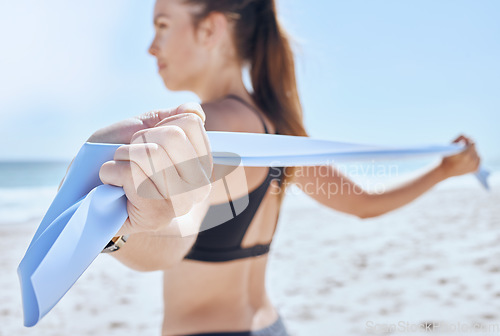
[161,255,278,336]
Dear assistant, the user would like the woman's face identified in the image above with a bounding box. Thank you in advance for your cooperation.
[148,0,208,92]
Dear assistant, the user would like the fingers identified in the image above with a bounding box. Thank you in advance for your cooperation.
[132,126,211,183]
[132,113,213,178]
[465,142,476,154]
[157,102,206,125]
[475,155,481,171]
[452,135,480,166]
[100,122,212,215]
[135,108,177,128]
[460,142,481,171]
[112,143,185,200]
[152,104,209,169]
[469,144,481,170]
[135,102,206,129]
[452,134,474,146]
[99,159,165,204]
[465,143,479,159]
[113,133,210,198]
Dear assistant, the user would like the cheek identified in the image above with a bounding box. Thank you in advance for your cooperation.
[163,30,206,87]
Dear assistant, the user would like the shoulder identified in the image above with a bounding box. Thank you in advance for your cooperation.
[201,98,272,134]
[200,97,274,205]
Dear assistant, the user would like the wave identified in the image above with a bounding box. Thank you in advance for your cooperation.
[0,186,58,225]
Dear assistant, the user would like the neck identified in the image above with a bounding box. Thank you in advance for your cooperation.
[193,60,250,103]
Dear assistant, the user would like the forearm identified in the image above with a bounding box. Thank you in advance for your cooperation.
[361,161,448,218]
[105,200,209,272]
[107,230,197,272]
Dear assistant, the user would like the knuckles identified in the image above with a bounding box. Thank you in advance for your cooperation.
[130,124,189,145]
[162,125,187,142]
[130,129,148,144]
[178,112,204,125]
[176,103,206,122]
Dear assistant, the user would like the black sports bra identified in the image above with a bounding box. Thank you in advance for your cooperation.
[183,95,285,262]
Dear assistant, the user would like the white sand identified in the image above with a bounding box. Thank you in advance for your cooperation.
[1,173,499,336]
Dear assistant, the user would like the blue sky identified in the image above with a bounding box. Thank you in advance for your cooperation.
[0,0,498,168]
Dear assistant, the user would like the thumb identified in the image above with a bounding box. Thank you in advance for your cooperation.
[452,134,471,146]
[154,102,206,127]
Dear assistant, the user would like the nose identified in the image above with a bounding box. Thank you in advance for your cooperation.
[148,39,158,57]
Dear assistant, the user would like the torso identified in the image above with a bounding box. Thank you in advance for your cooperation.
[161,96,284,336]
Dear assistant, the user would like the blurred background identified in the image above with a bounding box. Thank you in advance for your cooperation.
[0,0,499,335]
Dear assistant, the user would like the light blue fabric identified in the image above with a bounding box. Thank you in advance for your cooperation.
[18,142,128,327]
[17,131,490,327]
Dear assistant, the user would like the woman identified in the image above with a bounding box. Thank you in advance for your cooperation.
[86,0,481,335]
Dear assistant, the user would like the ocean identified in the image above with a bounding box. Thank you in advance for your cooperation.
[0,159,498,226]
[0,161,69,224]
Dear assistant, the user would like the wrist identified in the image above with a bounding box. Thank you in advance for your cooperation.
[437,160,452,181]
[101,235,130,253]
[114,217,177,237]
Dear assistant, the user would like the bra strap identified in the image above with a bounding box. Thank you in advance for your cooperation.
[224,94,269,134]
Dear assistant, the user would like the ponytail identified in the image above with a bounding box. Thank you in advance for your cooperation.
[249,1,308,202]
[185,0,309,202]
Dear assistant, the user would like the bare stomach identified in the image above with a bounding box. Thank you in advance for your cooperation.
[161,255,278,336]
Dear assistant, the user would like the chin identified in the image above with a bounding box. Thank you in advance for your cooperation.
[161,77,187,92]
[162,79,178,91]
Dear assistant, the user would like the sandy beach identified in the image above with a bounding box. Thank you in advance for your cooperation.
[1,172,499,336]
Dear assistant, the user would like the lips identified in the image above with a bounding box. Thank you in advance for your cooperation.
[158,62,166,70]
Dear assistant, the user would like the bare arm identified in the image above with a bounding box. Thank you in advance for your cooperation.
[294,162,449,219]
[293,135,480,219]
[364,163,449,218]
[106,198,210,272]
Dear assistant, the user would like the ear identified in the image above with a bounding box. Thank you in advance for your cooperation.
[196,11,228,48]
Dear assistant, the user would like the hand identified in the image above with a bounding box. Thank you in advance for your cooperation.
[440,134,481,179]
[87,102,206,144]
[98,103,213,236]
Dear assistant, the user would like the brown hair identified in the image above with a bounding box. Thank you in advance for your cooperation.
[185,0,309,203]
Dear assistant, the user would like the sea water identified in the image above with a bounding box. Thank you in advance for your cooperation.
[0,161,68,225]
